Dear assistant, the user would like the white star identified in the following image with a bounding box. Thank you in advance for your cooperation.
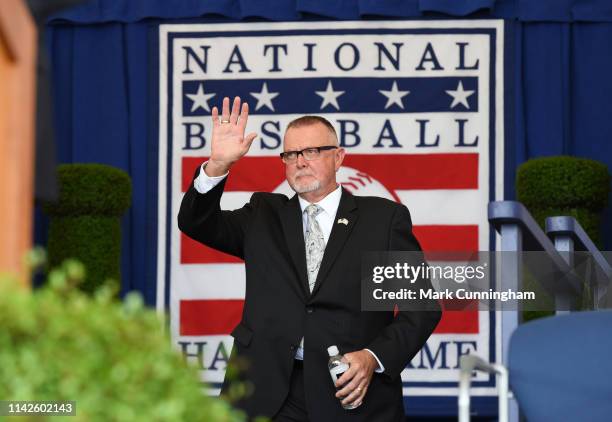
[445,81,475,109]
[250,82,279,112]
[378,81,410,110]
[315,80,345,110]
[186,83,215,112]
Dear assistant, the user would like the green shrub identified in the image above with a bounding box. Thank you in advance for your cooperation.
[42,164,132,293]
[0,258,246,422]
[516,156,610,246]
[517,156,610,321]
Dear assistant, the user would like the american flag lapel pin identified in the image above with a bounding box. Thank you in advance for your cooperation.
[337,218,349,226]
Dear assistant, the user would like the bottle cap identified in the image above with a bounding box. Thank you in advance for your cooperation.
[327,345,339,356]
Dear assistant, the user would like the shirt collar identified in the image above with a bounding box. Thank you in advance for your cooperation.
[298,184,342,217]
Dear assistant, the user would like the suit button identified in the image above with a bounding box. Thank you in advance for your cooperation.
[306,307,314,314]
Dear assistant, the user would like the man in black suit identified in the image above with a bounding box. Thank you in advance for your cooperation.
[178,96,441,421]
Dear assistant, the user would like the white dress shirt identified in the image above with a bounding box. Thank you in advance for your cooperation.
[194,162,384,372]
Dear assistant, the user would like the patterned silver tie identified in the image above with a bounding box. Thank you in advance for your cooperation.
[305,204,325,292]
[297,204,326,356]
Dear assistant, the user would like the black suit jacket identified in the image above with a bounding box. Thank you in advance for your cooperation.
[178,171,441,421]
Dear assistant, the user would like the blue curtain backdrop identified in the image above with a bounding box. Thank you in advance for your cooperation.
[38,0,612,308]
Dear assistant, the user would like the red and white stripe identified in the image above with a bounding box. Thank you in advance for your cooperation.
[178,155,482,336]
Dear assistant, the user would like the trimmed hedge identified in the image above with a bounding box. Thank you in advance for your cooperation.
[43,164,132,292]
[0,258,246,422]
[517,156,610,322]
[43,164,131,216]
[517,156,610,246]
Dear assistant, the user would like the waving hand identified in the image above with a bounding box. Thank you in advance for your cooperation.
[206,96,257,176]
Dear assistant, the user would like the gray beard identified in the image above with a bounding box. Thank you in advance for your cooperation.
[289,178,321,194]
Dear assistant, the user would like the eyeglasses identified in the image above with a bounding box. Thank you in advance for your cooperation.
[280,146,338,163]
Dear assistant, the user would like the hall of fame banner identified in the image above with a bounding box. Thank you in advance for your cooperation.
[156,20,506,412]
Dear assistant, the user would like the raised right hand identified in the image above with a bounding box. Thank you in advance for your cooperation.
[206,96,257,176]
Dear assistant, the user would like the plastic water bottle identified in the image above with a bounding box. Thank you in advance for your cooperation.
[327,345,359,410]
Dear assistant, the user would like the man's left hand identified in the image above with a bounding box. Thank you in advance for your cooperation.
[335,349,378,407]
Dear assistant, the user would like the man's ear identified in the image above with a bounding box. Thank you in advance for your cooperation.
[334,148,346,171]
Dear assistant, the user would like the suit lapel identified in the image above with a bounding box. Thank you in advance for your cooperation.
[280,194,310,297]
[310,188,359,297]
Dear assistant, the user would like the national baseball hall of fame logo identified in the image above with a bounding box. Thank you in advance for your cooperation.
[156,20,506,401]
